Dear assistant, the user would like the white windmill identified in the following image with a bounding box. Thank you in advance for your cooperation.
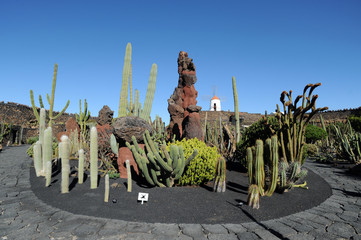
[201,86,226,112]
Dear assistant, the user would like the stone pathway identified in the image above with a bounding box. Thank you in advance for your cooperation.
[1,145,360,240]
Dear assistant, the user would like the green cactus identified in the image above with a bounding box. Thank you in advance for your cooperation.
[110,133,119,156]
[247,184,260,209]
[90,126,98,189]
[247,147,254,185]
[60,135,70,194]
[75,99,90,134]
[213,156,226,192]
[44,127,52,187]
[254,139,265,196]
[265,135,279,196]
[118,43,132,117]
[232,76,240,143]
[126,130,198,187]
[134,89,140,117]
[30,64,70,126]
[78,149,84,184]
[128,64,133,114]
[140,64,157,121]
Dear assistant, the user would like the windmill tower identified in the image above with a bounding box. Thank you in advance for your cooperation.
[210,96,221,111]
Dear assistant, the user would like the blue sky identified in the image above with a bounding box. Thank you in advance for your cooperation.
[1,1,360,124]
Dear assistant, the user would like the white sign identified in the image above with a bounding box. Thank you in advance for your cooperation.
[138,192,149,204]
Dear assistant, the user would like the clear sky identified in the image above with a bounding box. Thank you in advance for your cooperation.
[1,1,360,124]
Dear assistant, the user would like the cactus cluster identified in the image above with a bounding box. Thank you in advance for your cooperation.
[117,43,157,122]
[232,76,240,143]
[213,156,226,192]
[267,83,328,165]
[126,130,198,187]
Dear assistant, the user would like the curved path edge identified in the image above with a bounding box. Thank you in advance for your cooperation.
[1,145,360,240]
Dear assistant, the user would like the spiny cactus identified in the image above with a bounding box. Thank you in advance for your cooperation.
[126,130,198,187]
[232,76,240,143]
[125,159,132,192]
[30,64,70,126]
[248,184,260,209]
[60,135,70,194]
[268,83,328,164]
[118,43,132,117]
[44,127,52,187]
[33,141,42,177]
[90,126,98,189]
[75,99,90,135]
[140,64,157,121]
[213,156,226,192]
[78,149,84,184]
[265,135,279,196]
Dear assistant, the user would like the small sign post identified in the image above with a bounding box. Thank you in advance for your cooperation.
[138,192,149,204]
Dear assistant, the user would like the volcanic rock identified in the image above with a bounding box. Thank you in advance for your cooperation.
[98,105,114,126]
[112,116,152,146]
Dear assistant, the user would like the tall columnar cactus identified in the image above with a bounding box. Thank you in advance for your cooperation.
[75,99,90,134]
[44,127,53,187]
[254,140,265,196]
[78,149,84,184]
[269,83,328,164]
[104,174,109,202]
[247,147,254,185]
[60,135,70,194]
[38,108,46,175]
[90,126,98,189]
[140,64,157,121]
[118,43,132,117]
[125,160,132,192]
[265,135,279,196]
[232,76,240,143]
[219,115,224,152]
[33,141,42,177]
[126,130,198,187]
[213,157,226,192]
[134,89,140,117]
[128,64,133,113]
[30,64,70,126]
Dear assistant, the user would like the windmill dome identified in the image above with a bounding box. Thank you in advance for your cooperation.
[210,95,221,111]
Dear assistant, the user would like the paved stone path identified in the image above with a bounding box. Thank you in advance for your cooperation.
[0,145,360,240]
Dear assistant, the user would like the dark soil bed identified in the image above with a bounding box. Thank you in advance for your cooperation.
[30,159,332,224]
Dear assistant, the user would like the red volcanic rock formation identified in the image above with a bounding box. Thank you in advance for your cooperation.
[168,51,203,140]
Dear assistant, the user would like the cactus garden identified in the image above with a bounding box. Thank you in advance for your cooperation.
[3,42,352,224]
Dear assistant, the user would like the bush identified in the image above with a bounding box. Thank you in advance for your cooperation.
[304,143,318,157]
[169,138,220,186]
[26,136,39,145]
[305,124,327,144]
[234,116,279,168]
[349,115,361,132]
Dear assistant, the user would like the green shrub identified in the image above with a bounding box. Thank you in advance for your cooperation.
[234,116,279,168]
[169,138,220,186]
[305,124,327,144]
[26,136,39,145]
[349,115,361,132]
[304,143,318,157]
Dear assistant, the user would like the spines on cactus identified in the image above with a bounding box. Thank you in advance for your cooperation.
[265,135,279,196]
[90,126,98,189]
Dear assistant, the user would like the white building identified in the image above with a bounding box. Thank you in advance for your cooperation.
[210,96,221,111]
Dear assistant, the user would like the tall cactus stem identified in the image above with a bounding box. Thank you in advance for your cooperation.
[232,76,241,142]
[118,43,132,117]
[140,64,157,120]
[90,126,98,189]
[78,149,84,184]
[60,135,70,194]
[33,141,42,177]
[44,127,52,186]
[126,160,132,192]
[104,174,109,202]
[39,108,46,175]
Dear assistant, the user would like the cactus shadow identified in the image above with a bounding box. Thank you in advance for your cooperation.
[226,181,248,194]
[69,177,78,191]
